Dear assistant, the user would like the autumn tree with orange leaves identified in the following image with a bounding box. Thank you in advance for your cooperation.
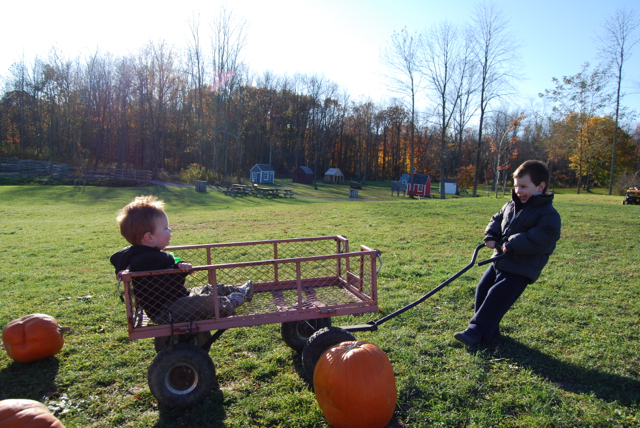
[486,112,526,197]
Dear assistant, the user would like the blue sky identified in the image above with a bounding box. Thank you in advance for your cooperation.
[2,0,639,123]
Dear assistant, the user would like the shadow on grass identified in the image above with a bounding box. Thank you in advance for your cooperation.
[290,351,313,388]
[493,336,640,405]
[0,357,60,400]
[154,388,227,428]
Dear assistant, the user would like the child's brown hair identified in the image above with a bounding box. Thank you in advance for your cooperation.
[513,160,550,193]
[116,195,166,245]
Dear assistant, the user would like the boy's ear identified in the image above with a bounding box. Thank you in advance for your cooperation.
[141,231,154,245]
[539,181,547,193]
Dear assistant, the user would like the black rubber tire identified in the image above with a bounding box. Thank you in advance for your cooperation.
[147,343,216,408]
[154,331,213,353]
[280,318,332,352]
[301,327,356,383]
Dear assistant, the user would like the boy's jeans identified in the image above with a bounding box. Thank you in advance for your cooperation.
[156,283,248,323]
[466,264,529,342]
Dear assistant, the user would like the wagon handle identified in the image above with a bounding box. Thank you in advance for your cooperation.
[478,250,508,266]
[376,250,383,276]
[343,243,506,332]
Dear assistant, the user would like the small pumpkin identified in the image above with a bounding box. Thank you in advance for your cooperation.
[2,314,70,363]
[0,398,65,428]
[313,340,397,428]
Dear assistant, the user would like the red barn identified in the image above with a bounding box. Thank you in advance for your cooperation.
[292,166,314,183]
[406,174,431,197]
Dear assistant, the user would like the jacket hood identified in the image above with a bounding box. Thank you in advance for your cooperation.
[110,245,160,273]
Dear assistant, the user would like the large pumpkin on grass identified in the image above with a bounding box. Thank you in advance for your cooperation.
[2,314,69,363]
[313,341,397,428]
[0,399,65,428]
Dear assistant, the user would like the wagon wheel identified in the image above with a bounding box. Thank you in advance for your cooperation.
[154,331,213,353]
[301,327,356,384]
[148,343,217,408]
[281,318,332,352]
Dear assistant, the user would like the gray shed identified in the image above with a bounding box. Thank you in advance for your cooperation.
[250,164,275,184]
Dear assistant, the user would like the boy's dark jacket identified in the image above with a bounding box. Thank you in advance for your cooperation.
[110,245,188,320]
[485,190,561,283]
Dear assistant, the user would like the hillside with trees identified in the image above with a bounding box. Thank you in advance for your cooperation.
[1,5,638,193]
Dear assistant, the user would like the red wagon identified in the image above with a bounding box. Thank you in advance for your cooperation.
[117,235,381,407]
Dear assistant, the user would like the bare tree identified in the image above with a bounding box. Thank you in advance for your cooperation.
[469,2,522,197]
[420,20,466,198]
[185,13,208,164]
[150,40,178,171]
[597,7,640,195]
[452,31,480,174]
[380,27,422,196]
[209,6,248,178]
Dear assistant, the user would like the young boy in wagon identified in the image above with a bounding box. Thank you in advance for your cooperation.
[111,195,253,324]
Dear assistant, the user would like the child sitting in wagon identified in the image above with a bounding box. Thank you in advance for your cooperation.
[110,195,253,323]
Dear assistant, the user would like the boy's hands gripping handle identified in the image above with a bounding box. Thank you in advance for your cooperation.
[477,244,508,266]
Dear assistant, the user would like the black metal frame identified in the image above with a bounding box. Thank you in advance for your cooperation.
[341,244,507,332]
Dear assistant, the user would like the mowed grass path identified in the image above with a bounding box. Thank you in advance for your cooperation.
[0,183,639,427]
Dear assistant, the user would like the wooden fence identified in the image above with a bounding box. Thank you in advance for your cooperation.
[0,158,151,181]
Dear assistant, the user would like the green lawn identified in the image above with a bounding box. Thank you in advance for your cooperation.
[0,183,639,427]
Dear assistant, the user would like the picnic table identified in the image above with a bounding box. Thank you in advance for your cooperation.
[255,187,281,197]
[255,187,294,198]
[223,184,254,196]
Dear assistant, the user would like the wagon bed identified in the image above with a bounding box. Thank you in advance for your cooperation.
[118,236,380,340]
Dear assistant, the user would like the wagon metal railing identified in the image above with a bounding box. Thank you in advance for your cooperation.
[118,236,380,340]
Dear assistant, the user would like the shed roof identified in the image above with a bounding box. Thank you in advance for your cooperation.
[296,166,314,174]
[252,164,274,172]
[325,168,343,176]
[410,174,431,185]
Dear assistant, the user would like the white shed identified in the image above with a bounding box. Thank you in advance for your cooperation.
[439,178,459,195]
[324,168,344,184]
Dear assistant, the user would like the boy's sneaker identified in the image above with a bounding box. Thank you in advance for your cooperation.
[454,329,480,346]
[241,280,254,302]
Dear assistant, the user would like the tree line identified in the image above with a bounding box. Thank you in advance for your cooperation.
[1,5,638,194]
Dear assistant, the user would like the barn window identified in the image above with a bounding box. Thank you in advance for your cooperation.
[417,184,423,193]
[263,172,269,180]
[252,172,257,182]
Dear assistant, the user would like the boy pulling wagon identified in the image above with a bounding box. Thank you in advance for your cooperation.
[454,160,562,346]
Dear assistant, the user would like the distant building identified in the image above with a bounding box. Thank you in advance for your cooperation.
[250,164,275,184]
[405,173,431,197]
[439,178,459,195]
[293,166,314,184]
[324,168,344,184]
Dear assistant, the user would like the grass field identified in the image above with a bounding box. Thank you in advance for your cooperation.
[0,181,639,427]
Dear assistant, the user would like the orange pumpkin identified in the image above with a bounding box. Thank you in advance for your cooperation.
[313,341,397,428]
[0,399,65,428]
[2,314,70,363]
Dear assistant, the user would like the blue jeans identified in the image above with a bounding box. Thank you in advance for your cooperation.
[466,265,529,343]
